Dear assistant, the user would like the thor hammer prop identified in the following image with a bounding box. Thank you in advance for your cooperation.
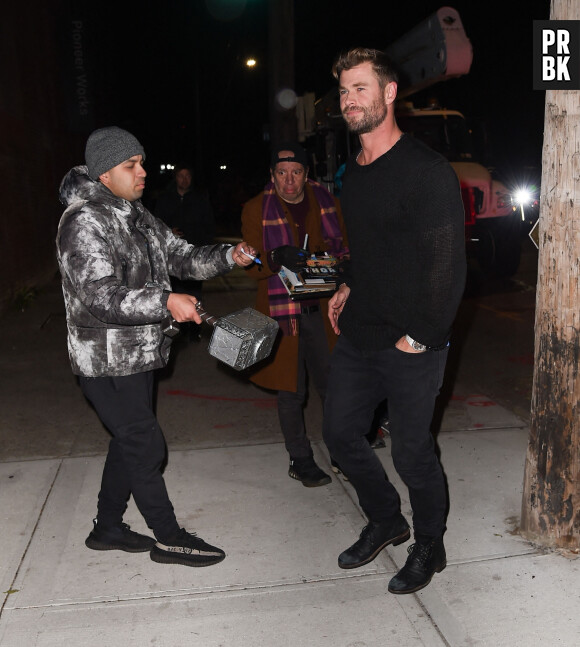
[162,303,279,371]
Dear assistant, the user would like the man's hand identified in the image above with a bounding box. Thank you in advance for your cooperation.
[166,293,202,324]
[232,241,259,267]
[328,283,350,335]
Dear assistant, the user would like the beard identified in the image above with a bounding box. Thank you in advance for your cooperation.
[343,97,388,134]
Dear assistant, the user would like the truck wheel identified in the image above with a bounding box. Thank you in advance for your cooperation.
[474,215,522,278]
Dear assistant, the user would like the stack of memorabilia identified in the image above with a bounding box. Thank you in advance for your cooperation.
[278,254,339,300]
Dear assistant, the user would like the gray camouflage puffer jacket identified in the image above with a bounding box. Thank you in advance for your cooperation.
[57,165,234,377]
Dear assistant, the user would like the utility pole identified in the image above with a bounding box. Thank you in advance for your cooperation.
[267,0,297,144]
[521,0,580,549]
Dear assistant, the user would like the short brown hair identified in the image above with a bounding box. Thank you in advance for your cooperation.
[332,47,398,89]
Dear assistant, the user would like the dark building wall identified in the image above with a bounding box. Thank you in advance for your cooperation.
[0,2,84,314]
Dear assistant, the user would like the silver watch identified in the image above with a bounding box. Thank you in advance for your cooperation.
[405,334,427,352]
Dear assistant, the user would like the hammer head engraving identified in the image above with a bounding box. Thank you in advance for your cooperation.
[207,307,279,370]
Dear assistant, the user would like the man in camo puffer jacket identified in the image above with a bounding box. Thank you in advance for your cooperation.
[56,126,257,568]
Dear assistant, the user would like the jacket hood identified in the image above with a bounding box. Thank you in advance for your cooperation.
[59,165,105,208]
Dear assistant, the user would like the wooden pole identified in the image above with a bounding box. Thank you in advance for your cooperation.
[521,0,580,549]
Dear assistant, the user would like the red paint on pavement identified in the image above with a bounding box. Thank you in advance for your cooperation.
[468,399,497,407]
[451,393,498,407]
[166,389,277,409]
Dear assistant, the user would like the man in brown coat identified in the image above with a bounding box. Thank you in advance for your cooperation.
[241,142,349,486]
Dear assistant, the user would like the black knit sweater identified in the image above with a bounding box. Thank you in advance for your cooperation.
[338,134,466,351]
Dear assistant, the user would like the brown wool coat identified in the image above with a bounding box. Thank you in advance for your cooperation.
[240,183,348,392]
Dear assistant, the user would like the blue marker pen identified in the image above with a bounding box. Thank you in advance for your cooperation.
[240,248,262,265]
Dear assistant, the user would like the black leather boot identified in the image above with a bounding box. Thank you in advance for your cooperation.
[388,535,446,594]
[338,514,410,569]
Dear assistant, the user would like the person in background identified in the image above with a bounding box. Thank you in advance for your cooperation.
[155,164,216,341]
[324,48,466,594]
[241,142,349,487]
[56,126,256,568]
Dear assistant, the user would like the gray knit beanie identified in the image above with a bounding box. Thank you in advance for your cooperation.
[85,126,146,180]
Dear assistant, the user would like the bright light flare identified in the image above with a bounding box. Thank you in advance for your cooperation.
[246,59,257,68]
[514,188,532,205]
[512,186,535,221]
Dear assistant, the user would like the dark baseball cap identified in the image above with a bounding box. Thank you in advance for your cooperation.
[270,142,309,169]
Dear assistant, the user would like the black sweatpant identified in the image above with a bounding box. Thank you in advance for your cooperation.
[79,371,181,542]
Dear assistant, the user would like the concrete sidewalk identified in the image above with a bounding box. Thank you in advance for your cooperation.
[0,270,578,646]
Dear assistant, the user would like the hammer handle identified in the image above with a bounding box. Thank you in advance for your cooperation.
[195,302,219,326]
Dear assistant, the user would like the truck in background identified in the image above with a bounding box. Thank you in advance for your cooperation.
[297,6,524,278]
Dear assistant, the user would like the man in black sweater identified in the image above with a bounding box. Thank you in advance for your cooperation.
[323,48,466,594]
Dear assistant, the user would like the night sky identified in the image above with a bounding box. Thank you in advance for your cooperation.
[79,0,551,200]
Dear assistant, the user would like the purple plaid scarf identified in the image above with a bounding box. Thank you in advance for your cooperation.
[262,180,346,335]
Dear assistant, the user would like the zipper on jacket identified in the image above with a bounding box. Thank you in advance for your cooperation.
[135,222,157,284]
[121,258,128,286]
[145,239,156,283]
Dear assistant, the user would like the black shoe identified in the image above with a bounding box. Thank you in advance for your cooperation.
[338,515,410,569]
[150,528,226,567]
[289,455,331,487]
[388,536,446,594]
[330,458,349,481]
[85,519,156,553]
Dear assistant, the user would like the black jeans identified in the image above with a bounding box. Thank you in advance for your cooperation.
[79,371,181,542]
[277,308,331,459]
[323,334,448,537]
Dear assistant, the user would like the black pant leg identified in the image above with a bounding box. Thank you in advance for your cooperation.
[277,309,332,459]
[96,435,131,528]
[323,335,402,522]
[384,346,448,537]
[277,323,309,458]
